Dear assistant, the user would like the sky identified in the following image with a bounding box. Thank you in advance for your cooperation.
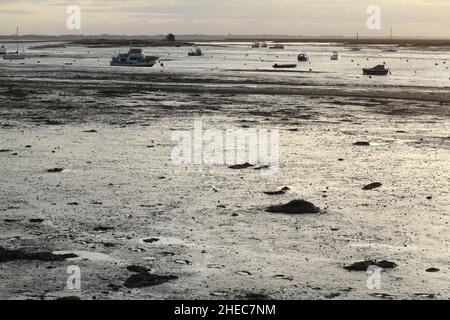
[0,0,449,37]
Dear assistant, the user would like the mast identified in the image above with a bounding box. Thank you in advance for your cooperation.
[389,27,393,51]
[16,27,19,53]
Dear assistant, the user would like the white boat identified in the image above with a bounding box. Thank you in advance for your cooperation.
[0,45,6,55]
[331,51,340,60]
[110,48,159,67]
[251,42,260,48]
[2,27,26,60]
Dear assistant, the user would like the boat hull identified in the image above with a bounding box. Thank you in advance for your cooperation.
[110,61,157,67]
[273,64,297,69]
[3,54,26,60]
[363,69,389,76]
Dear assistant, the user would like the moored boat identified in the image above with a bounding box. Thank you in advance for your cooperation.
[3,51,26,60]
[297,54,309,62]
[363,64,390,76]
[269,44,285,49]
[272,63,297,69]
[0,45,6,55]
[110,48,159,67]
[384,27,398,53]
[188,47,203,56]
[330,51,340,60]
[2,27,26,60]
[384,47,398,53]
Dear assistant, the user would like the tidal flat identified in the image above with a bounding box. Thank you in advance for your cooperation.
[0,42,449,300]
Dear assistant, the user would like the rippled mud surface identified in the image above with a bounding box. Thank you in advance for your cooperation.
[0,43,449,300]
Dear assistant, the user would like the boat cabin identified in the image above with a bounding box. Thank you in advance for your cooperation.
[112,48,146,64]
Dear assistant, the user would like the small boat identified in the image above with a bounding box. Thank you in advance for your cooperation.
[363,65,390,76]
[260,42,268,48]
[384,27,398,53]
[350,47,361,52]
[272,63,297,69]
[110,48,159,67]
[3,27,26,60]
[330,51,340,60]
[297,54,309,62]
[3,51,27,60]
[0,45,6,55]
[188,47,203,56]
[250,42,260,48]
[384,47,398,53]
[269,44,285,49]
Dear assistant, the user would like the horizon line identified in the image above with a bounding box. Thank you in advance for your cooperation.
[1,33,450,40]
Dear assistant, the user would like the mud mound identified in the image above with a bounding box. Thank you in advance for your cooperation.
[127,265,151,273]
[229,163,254,170]
[266,200,320,214]
[124,273,178,289]
[264,187,290,196]
[354,141,371,146]
[344,260,397,271]
[363,182,383,190]
[0,247,78,263]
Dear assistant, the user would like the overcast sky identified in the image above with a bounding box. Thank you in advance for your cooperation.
[0,0,449,37]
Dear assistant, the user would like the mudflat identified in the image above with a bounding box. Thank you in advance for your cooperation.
[0,50,449,300]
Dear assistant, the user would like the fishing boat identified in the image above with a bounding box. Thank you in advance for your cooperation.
[297,54,309,62]
[188,47,203,56]
[269,44,285,49]
[0,45,6,55]
[260,42,268,48]
[330,51,340,60]
[363,65,390,76]
[3,27,26,60]
[251,42,260,48]
[110,48,159,67]
[272,63,297,69]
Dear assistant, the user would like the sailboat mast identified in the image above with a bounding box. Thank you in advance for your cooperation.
[389,27,393,51]
[16,27,19,53]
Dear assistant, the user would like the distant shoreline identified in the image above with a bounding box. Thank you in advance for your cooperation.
[1,36,450,47]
